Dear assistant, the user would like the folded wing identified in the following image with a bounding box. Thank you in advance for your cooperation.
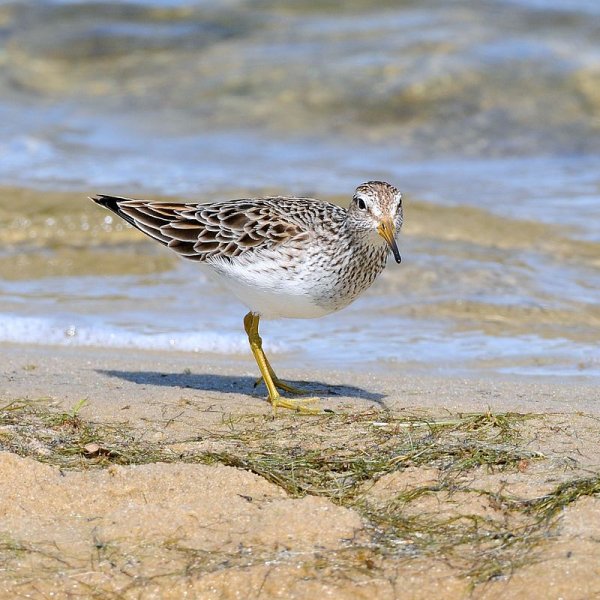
[91,195,309,262]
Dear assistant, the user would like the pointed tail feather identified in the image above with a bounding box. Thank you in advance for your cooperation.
[90,194,172,247]
[90,194,138,228]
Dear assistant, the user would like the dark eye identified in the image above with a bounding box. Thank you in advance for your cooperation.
[357,198,367,210]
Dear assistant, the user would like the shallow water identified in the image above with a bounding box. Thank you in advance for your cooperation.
[0,0,599,379]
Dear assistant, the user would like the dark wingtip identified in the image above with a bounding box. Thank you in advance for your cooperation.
[90,194,121,211]
[89,194,138,228]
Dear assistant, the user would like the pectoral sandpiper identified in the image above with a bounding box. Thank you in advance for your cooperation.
[92,181,403,413]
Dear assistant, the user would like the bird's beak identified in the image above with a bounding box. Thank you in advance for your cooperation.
[377,218,401,263]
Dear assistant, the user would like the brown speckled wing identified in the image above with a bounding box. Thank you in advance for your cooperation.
[92,195,310,262]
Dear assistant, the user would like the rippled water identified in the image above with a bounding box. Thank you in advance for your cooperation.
[0,0,599,378]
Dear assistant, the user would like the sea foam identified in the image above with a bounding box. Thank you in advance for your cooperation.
[0,314,254,354]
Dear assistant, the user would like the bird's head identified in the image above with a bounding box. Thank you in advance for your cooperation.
[347,181,403,263]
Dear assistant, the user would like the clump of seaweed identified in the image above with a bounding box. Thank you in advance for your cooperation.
[0,399,166,467]
[193,410,540,500]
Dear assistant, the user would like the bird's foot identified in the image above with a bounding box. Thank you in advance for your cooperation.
[254,376,312,396]
[269,394,321,415]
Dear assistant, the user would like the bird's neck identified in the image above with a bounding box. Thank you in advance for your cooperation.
[347,224,387,254]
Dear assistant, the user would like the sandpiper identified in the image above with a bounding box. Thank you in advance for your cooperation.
[92,181,403,412]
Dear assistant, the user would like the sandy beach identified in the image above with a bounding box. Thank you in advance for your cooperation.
[1,343,599,599]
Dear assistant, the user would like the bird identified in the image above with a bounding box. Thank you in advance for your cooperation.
[91,181,403,413]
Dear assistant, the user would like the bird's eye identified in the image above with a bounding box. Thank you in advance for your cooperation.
[357,198,367,210]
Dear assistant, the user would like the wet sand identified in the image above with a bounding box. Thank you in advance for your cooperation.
[1,343,600,598]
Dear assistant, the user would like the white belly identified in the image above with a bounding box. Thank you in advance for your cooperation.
[207,256,334,319]
[220,276,332,319]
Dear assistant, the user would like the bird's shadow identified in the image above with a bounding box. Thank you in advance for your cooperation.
[98,370,385,404]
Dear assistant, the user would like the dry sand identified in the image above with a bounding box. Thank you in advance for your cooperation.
[1,342,600,599]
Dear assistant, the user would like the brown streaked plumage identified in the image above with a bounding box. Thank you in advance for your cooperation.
[91,181,403,413]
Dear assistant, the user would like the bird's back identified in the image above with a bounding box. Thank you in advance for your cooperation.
[92,195,346,263]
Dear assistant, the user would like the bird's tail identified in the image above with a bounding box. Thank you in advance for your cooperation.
[90,194,139,229]
[90,194,180,247]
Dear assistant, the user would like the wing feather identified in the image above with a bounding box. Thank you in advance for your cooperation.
[91,195,312,262]
[161,224,204,242]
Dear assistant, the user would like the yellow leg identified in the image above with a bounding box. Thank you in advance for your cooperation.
[243,312,320,414]
[253,355,311,396]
